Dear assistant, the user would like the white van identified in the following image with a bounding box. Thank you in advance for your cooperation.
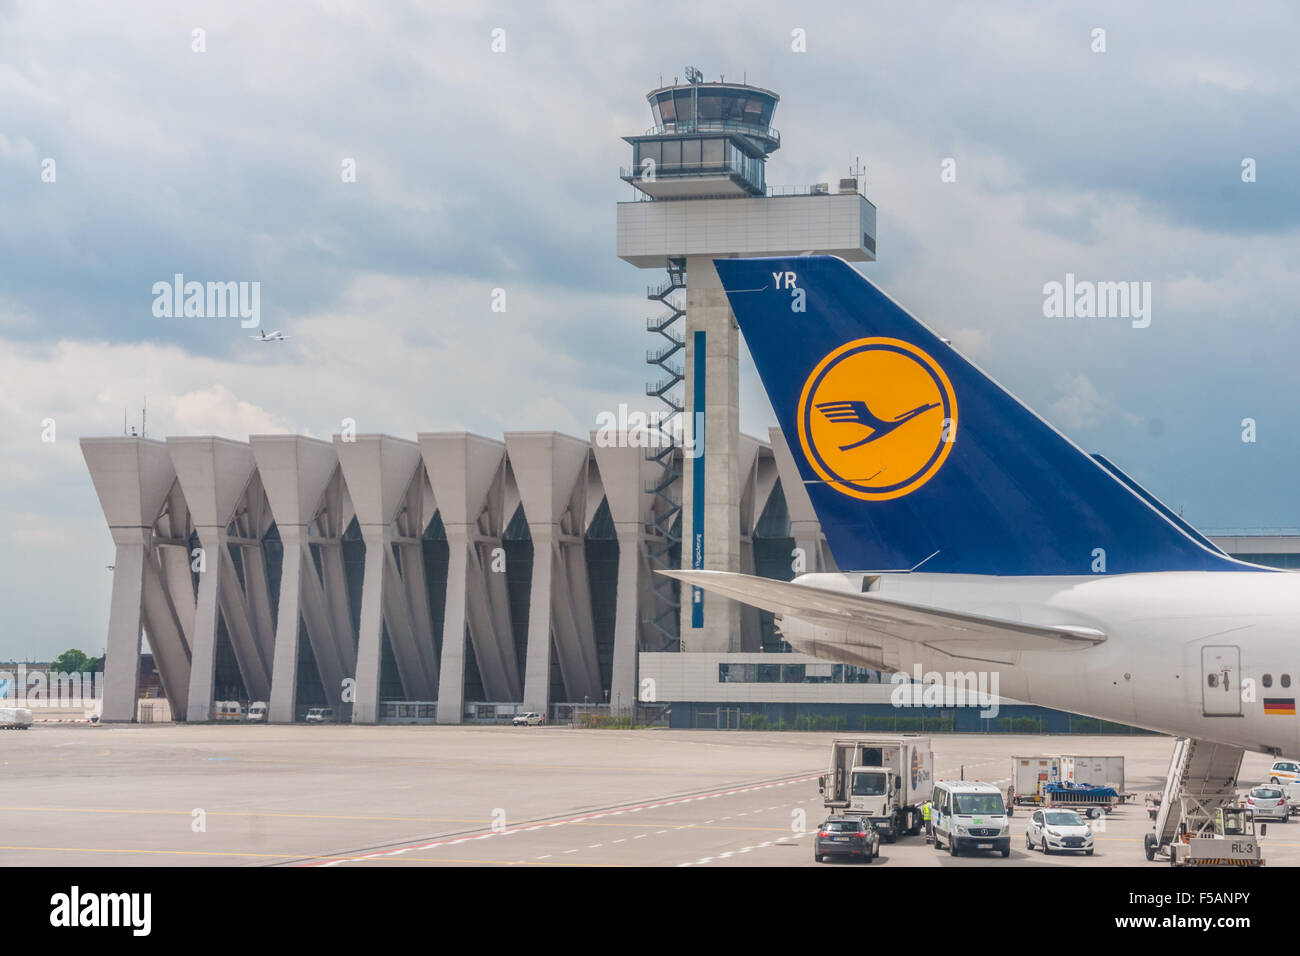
[931,781,1011,857]
[214,700,243,721]
[247,701,268,722]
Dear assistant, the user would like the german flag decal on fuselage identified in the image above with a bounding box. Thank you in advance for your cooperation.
[1263,698,1296,716]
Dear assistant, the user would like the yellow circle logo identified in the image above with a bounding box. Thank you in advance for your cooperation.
[797,338,957,501]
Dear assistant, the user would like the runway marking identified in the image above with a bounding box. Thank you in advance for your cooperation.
[304,771,821,866]
[679,830,812,867]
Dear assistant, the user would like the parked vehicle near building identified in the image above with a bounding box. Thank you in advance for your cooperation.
[304,706,336,724]
[213,700,242,721]
[0,707,33,730]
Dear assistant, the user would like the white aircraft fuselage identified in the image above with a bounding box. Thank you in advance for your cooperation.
[779,570,1300,758]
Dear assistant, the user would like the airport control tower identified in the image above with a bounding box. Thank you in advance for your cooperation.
[618,69,877,653]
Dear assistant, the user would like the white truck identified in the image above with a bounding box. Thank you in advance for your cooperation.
[0,706,34,729]
[819,736,934,842]
[214,700,243,721]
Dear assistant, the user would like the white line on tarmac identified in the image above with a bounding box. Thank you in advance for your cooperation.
[309,771,821,867]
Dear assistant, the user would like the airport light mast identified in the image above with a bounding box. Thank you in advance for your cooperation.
[618,68,877,653]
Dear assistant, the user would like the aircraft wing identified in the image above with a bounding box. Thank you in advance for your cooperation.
[659,570,1105,654]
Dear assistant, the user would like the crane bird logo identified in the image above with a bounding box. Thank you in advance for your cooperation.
[797,337,957,501]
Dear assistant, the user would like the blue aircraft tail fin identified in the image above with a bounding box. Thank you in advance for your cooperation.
[1089,453,1228,556]
[715,255,1256,575]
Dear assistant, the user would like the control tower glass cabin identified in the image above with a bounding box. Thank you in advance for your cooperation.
[621,80,780,199]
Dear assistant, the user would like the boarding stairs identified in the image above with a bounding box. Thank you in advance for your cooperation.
[1153,737,1244,850]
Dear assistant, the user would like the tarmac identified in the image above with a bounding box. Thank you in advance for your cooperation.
[0,726,1293,867]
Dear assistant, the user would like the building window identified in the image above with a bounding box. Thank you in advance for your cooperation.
[672,89,692,125]
[717,662,884,684]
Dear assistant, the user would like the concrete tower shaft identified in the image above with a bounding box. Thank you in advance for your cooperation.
[617,69,876,653]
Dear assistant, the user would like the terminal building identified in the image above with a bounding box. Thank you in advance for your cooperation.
[80,71,1300,727]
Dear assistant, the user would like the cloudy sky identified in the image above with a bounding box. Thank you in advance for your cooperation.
[2,0,1297,659]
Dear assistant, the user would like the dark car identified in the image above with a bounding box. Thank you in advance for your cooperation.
[814,816,880,863]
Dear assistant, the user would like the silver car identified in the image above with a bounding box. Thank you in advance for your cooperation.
[1243,785,1288,822]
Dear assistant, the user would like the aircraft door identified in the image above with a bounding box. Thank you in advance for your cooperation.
[1201,645,1242,717]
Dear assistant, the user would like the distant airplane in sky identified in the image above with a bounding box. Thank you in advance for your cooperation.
[249,330,289,342]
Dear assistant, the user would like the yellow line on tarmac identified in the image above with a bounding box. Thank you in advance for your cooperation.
[0,806,486,824]
[227,756,775,775]
[0,812,801,831]
[569,821,793,833]
[0,845,296,859]
[349,857,634,867]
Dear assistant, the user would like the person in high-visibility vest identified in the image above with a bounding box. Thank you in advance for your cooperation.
[922,801,933,843]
